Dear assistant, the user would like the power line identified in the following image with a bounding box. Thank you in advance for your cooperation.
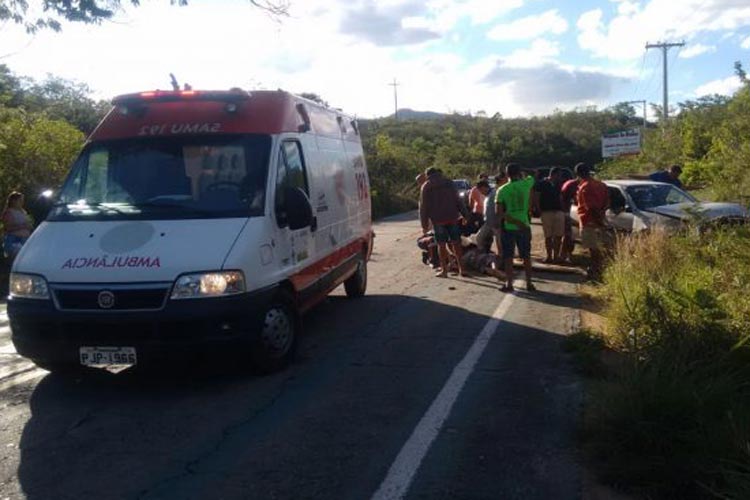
[641,51,661,108]
[630,50,648,102]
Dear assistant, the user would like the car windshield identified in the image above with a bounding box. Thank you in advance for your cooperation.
[625,184,697,211]
[453,180,470,190]
[50,134,271,221]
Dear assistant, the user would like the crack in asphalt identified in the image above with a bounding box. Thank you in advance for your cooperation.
[19,404,106,452]
[135,373,298,500]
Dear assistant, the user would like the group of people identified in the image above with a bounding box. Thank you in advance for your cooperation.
[418,162,613,291]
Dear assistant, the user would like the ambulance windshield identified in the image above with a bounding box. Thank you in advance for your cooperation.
[51,134,271,220]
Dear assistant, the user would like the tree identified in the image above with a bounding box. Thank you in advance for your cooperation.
[299,93,329,107]
[2,0,290,32]
[24,75,109,133]
[0,107,84,203]
[735,61,748,86]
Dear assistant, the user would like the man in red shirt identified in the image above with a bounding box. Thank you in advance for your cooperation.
[575,163,609,279]
[467,173,489,217]
[560,171,581,263]
[420,167,469,277]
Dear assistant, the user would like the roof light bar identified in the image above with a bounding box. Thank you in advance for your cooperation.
[113,90,251,106]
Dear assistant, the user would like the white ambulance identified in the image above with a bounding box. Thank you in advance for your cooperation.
[8,89,372,373]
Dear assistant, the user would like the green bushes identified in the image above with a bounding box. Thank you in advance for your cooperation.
[0,106,84,201]
[584,228,750,499]
[599,85,750,208]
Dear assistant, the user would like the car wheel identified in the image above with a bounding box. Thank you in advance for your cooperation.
[250,291,298,374]
[344,258,367,298]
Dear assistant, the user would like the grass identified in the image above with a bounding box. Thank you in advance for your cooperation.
[575,226,750,499]
[563,329,607,378]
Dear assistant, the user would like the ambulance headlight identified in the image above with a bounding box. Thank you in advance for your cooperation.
[9,273,50,300]
[170,271,246,299]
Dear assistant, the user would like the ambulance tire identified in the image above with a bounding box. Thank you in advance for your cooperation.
[344,258,367,298]
[250,290,299,374]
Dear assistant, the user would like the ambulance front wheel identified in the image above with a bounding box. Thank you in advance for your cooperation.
[250,290,299,373]
[344,258,367,298]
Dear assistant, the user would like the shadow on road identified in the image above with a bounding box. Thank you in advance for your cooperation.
[15,290,581,500]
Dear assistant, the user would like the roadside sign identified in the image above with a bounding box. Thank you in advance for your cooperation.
[602,129,641,158]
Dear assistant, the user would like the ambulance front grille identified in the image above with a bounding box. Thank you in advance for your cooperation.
[53,286,170,311]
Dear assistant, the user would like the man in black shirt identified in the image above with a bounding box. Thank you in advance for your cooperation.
[533,167,565,263]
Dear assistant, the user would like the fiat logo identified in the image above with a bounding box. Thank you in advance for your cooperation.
[97,291,116,309]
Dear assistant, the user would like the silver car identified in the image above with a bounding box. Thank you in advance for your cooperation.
[571,180,749,233]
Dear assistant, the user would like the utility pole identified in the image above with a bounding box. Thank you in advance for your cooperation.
[388,78,400,119]
[624,99,647,130]
[645,41,685,124]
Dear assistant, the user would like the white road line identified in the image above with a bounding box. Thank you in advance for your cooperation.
[372,293,516,500]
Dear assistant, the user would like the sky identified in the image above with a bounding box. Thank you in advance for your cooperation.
[1,0,750,119]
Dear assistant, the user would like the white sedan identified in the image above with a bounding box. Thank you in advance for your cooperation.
[570,180,749,233]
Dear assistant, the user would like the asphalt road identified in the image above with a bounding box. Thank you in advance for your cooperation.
[0,213,583,500]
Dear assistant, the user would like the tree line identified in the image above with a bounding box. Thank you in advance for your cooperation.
[600,64,750,205]
[0,62,747,220]
[360,102,645,217]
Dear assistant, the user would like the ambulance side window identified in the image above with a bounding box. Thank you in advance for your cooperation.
[275,140,309,227]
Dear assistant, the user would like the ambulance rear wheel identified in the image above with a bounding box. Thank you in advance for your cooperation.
[251,291,298,373]
[344,259,367,298]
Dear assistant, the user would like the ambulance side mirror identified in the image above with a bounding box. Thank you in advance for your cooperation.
[284,187,314,230]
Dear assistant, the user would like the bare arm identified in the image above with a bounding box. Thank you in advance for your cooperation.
[419,187,429,233]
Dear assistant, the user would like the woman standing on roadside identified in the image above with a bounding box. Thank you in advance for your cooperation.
[2,192,32,260]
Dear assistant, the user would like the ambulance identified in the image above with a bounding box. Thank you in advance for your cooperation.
[8,89,372,373]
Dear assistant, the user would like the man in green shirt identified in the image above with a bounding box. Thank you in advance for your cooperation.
[496,163,536,292]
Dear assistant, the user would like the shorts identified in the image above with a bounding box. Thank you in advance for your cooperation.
[433,223,461,243]
[3,234,26,259]
[501,228,531,260]
[541,211,565,238]
[581,226,608,250]
[476,224,501,251]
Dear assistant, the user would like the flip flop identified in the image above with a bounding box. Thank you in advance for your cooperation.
[435,271,448,278]
[499,284,514,293]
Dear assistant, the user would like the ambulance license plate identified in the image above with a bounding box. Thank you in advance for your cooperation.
[79,346,137,367]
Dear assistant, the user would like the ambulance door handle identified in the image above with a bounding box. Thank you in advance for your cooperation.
[311,216,318,232]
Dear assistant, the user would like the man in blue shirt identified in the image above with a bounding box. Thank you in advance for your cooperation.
[648,164,683,188]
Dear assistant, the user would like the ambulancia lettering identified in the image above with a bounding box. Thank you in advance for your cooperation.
[61,256,161,270]
[138,123,221,136]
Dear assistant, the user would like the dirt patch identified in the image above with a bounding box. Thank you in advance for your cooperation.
[579,285,607,334]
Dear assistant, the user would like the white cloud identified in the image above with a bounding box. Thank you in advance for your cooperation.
[679,43,717,58]
[481,60,631,113]
[502,39,560,68]
[487,9,568,41]
[577,0,750,60]
[336,0,527,42]
[428,0,525,27]
[695,76,743,96]
[742,35,750,49]
[0,0,533,118]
